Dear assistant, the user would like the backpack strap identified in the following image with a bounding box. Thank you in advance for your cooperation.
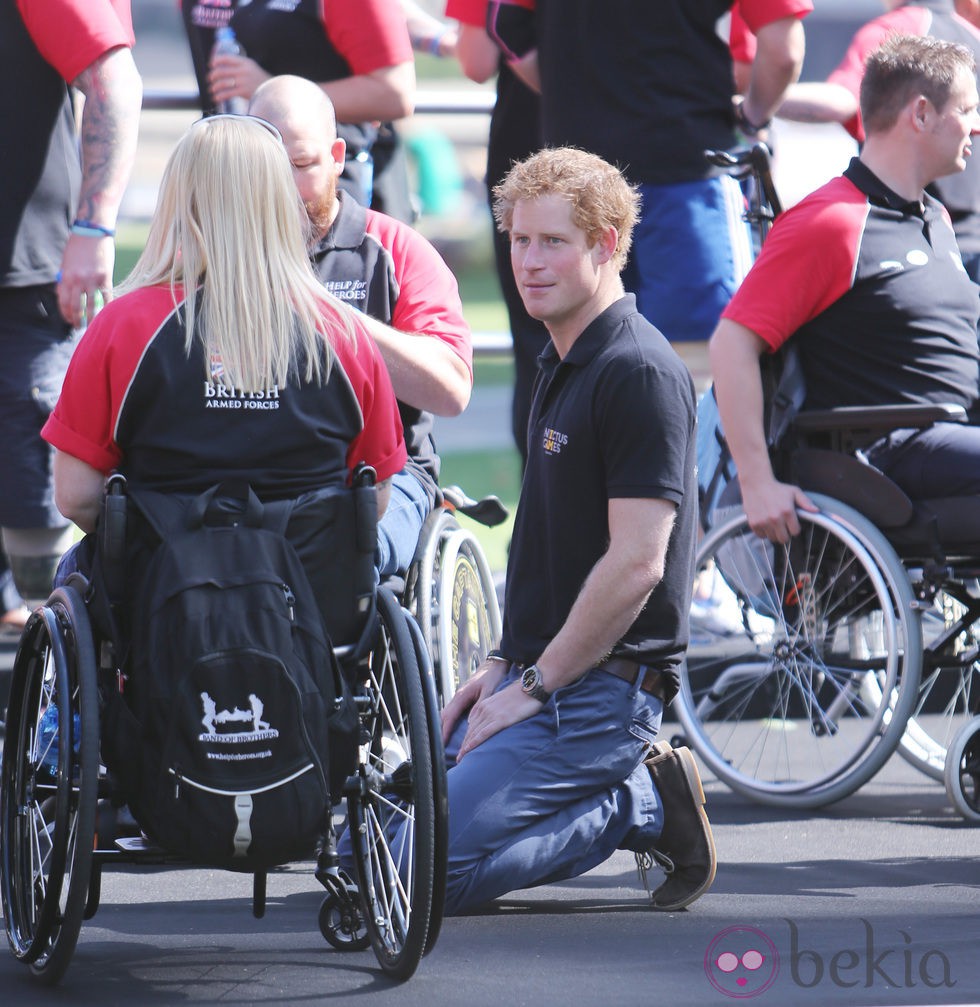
[128,482,296,540]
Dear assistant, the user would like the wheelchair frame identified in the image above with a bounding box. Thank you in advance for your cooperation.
[0,475,449,985]
[402,484,506,704]
[680,145,980,816]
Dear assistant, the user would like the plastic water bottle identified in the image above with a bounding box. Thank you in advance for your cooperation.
[37,704,81,776]
[212,26,248,115]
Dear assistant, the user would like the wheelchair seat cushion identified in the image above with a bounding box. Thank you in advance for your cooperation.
[789,448,914,528]
[886,495,980,556]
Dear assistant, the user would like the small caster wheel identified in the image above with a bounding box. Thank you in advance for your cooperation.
[318,892,370,951]
[670,733,688,749]
[944,715,980,823]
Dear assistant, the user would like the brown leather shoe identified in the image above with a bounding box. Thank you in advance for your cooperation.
[636,742,716,911]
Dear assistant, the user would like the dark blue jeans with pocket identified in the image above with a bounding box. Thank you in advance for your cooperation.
[442,663,665,915]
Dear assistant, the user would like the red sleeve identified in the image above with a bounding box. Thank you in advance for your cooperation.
[729,3,756,65]
[722,176,868,352]
[17,0,134,83]
[445,0,487,25]
[319,0,413,75]
[738,0,812,34]
[42,287,178,473]
[827,7,931,142]
[365,211,474,376]
[331,325,407,484]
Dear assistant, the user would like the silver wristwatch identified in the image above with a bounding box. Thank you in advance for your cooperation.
[521,664,551,703]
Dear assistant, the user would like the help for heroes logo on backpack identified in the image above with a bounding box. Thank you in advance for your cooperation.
[199,690,279,752]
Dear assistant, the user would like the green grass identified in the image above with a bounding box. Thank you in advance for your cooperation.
[440,447,521,573]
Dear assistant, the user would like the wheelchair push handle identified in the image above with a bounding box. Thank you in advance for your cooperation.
[704,141,782,223]
[440,485,509,528]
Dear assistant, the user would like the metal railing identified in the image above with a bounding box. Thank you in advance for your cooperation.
[140,88,509,356]
[142,88,496,115]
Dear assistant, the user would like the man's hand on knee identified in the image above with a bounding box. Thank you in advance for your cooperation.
[456,682,543,760]
[440,657,508,746]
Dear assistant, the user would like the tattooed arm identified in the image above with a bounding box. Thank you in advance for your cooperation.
[57,45,142,328]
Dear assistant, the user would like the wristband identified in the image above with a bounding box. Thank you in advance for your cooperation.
[486,649,511,666]
[71,219,115,239]
[734,102,771,136]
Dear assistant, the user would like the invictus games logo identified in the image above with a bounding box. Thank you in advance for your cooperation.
[542,426,568,455]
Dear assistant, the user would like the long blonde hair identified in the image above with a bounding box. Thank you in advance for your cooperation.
[118,115,354,390]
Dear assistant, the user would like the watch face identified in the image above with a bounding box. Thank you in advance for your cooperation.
[521,666,539,692]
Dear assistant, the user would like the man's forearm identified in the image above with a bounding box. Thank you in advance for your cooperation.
[743,16,805,127]
[708,320,773,486]
[361,314,472,416]
[322,62,415,122]
[73,46,142,228]
[777,81,858,125]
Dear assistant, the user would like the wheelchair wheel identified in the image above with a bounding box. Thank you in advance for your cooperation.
[1,586,99,984]
[408,511,501,704]
[943,715,980,822]
[349,587,440,981]
[886,583,980,782]
[679,495,922,808]
[402,614,448,957]
[318,887,370,951]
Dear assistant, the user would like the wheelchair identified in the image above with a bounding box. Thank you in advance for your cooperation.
[401,484,506,704]
[684,367,980,812]
[0,470,448,985]
[677,145,980,815]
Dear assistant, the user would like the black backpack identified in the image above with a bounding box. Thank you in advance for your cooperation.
[101,482,360,872]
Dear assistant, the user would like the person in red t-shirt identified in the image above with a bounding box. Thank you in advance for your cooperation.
[181,0,416,220]
[0,0,141,621]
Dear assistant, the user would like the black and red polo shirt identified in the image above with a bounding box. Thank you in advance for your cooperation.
[181,0,410,151]
[724,158,980,411]
[41,285,406,497]
[311,193,472,496]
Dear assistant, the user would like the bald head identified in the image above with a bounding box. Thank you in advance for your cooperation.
[248,75,346,241]
[250,75,338,141]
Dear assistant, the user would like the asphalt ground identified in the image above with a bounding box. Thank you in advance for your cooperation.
[1,633,979,1007]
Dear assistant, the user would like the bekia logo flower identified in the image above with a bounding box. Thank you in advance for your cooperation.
[704,926,779,998]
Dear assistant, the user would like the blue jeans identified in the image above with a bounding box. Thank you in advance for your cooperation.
[376,468,430,578]
[622,176,752,344]
[443,664,665,915]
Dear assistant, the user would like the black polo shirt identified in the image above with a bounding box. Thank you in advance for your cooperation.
[501,296,697,686]
[725,158,980,411]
